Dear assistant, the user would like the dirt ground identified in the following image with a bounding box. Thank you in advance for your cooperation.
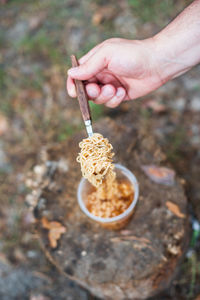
[0,0,199,299]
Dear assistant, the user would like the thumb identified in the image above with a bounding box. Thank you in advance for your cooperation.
[68,48,109,80]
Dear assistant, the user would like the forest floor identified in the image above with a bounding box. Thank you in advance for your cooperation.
[0,0,200,299]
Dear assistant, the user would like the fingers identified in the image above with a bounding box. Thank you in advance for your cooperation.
[85,83,101,99]
[68,47,109,81]
[96,71,121,86]
[105,87,126,108]
[79,42,104,64]
[66,75,77,97]
[86,84,126,107]
[68,75,126,108]
[86,84,116,104]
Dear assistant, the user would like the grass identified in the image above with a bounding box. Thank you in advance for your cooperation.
[0,69,14,116]
[0,30,6,49]
[0,64,7,90]
[20,70,45,91]
[57,102,103,141]
[0,101,13,116]
[57,123,81,142]
[128,0,173,24]
[9,0,28,3]
[17,29,65,64]
[165,126,186,163]
[89,101,104,121]
[140,107,152,120]
[187,251,199,299]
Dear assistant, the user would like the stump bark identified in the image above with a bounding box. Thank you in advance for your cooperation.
[30,109,189,300]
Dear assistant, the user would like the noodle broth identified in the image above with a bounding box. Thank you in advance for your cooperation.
[87,178,134,218]
[77,134,139,229]
[79,165,137,230]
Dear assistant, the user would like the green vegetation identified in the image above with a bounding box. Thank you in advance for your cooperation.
[57,102,103,142]
[187,251,199,299]
[89,101,104,121]
[0,65,7,90]
[165,126,186,163]
[17,29,65,64]
[128,0,173,23]
[0,30,6,49]
[57,123,81,142]
[21,69,45,90]
[140,107,152,120]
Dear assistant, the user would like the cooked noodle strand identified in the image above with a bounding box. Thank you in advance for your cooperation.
[77,133,115,188]
[77,133,133,218]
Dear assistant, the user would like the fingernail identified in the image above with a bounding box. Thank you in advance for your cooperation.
[88,88,99,98]
[116,88,124,97]
[68,67,79,76]
[71,85,76,97]
[102,87,113,97]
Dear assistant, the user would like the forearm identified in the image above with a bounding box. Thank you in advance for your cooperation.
[153,0,200,82]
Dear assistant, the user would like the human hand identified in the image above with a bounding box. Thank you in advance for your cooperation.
[67,0,200,108]
[67,38,165,108]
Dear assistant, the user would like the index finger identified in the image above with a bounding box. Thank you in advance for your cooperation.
[66,75,77,97]
[79,42,104,64]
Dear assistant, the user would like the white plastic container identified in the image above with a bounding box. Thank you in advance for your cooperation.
[77,164,139,230]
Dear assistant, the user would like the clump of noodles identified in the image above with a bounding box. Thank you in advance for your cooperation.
[77,133,115,188]
[77,133,134,218]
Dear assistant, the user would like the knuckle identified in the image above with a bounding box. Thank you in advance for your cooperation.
[106,38,121,44]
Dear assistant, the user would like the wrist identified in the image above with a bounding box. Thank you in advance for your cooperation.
[152,33,192,84]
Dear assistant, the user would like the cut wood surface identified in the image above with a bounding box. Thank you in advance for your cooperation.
[30,109,189,300]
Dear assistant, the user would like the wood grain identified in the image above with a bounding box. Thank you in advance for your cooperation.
[70,55,91,122]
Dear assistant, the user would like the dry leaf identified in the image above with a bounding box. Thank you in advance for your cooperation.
[28,12,47,30]
[92,5,117,26]
[41,216,50,229]
[0,114,8,135]
[0,0,8,4]
[166,201,185,218]
[167,243,180,255]
[142,99,167,113]
[41,217,66,248]
[92,12,103,25]
[141,165,175,186]
[111,236,150,244]
[30,294,50,300]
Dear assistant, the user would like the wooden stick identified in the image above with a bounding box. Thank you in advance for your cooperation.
[70,55,91,122]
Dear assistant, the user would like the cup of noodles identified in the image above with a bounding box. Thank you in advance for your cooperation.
[77,164,139,230]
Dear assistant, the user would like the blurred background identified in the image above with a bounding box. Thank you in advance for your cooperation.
[0,0,200,299]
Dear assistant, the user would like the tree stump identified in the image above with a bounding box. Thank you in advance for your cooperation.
[28,110,189,300]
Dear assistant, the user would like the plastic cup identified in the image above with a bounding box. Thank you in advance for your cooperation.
[77,164,139,230]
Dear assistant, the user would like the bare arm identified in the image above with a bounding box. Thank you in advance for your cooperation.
[154,0,200,82]
[67,0,200,107]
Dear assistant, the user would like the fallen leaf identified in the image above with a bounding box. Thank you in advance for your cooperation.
[28,12,47,30]
[41,217,66,248]
[0,0,8,4]
[142,99,167,113]
[92,12,103,25]
[141,165,175,186]
[30,294,50,300]
[167,243,180,255]
[111,236,150,244]
[41,216,50,229]
[0,114,8,135]
[120,230,132,236]
[92,5,118,26]
[13,248,26,262]
[166,201,185,218]
[0,252,10,265]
